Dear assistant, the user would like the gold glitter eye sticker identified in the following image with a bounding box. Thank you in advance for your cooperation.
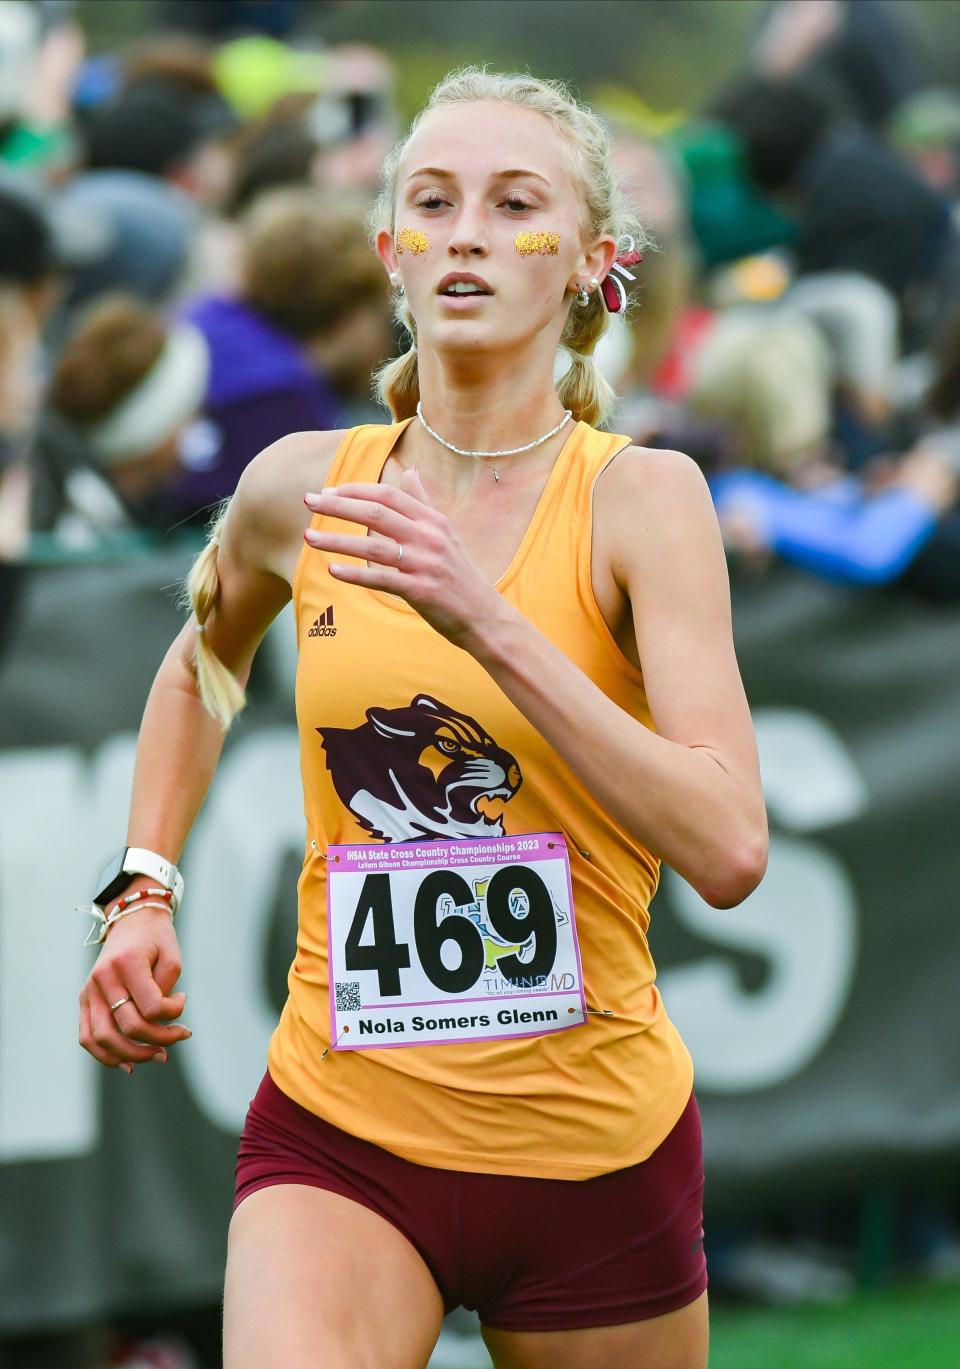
[515,231,560,256]
[396,227,430,255]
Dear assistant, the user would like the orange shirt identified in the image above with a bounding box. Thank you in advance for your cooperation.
[267,416,694,1178]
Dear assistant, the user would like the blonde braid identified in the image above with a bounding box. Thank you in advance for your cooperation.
[556,288,617,427]
[177,499,247,730]
[370,293,419,420]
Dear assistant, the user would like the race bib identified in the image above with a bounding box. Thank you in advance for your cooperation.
[327,832,586,1049]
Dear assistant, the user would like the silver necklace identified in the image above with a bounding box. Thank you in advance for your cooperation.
[416,400,573,481]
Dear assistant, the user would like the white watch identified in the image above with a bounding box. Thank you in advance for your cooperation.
[92,847,184,916]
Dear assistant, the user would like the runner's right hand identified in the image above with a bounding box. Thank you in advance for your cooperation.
[78,902,192,1075]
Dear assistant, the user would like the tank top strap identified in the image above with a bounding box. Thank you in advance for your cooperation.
[326,417,417,488]
[513,420,634,602]
[570,424,635,595]
[293,419,415,611]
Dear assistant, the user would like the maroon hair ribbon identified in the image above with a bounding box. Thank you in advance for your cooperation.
[600,236,643,313]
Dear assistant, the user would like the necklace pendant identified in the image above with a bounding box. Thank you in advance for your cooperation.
[493,469,501,482]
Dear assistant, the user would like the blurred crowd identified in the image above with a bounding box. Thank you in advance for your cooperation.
[2,0,960,1365]
[4,0,960,638]
[601,0,960,605]
[0,0,397,669]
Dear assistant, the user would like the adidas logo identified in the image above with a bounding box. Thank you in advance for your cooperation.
[308,606,337,638]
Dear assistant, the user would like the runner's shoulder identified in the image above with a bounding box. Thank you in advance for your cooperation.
[595,444,717,578]
[597,444,712,523]
[599,443,707,501]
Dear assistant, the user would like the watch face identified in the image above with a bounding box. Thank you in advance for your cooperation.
[95,850,126,893]
[93,848,136,910]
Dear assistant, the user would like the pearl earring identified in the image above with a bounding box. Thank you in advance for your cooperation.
[576,282,591,306]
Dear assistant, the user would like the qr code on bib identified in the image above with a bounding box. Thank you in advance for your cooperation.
[335,980,361,1013]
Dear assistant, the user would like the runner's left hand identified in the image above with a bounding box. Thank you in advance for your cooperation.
[303,470,504,648]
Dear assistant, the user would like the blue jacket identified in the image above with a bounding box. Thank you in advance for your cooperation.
[708,468,938,585]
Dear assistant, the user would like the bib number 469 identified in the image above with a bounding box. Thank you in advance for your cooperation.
[344,865,558,998]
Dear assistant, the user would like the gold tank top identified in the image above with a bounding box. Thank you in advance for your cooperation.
[267,416,695,1178]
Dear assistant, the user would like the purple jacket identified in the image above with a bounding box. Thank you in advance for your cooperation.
[170,293,342,520]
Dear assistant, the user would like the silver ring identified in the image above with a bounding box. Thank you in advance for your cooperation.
[110,997,131,1013]
[395,542,404,564]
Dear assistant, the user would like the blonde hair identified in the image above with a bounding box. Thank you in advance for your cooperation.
[178,499,247,729]
[367,65,650,428]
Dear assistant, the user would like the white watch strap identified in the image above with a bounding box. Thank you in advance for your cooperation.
[122,848,183,914]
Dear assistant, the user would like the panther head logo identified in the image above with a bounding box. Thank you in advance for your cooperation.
[318,694,522,842]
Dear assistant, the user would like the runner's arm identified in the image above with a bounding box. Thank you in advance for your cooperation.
[469,449,768,909]
[124,432,330,863]
[123,454,295,859]
[78,432,339,1074]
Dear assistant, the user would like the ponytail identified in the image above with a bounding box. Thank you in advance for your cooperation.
[555,285,617,427]
[372,347,419,421]
[372,292,420,420]
[178,499,247,730]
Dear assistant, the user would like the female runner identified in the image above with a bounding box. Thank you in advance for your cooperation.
[78,68,768,1369]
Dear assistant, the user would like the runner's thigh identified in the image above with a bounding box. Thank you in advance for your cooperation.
[483,1289,709,1369]
[223,1183,445,1369]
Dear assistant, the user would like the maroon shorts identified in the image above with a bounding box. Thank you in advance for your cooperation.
[233,1067,707,1331]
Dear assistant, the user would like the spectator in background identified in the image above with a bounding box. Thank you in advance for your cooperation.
[305,44,399,194]
[596,123,734,472]
[170,186,391,522]
[657,252,902,466]
[785,270,899,434]
[54,40,240,319]
[752,0,919,130]
[0,0,84,177]
[711,75,956,348]
[882,305,960,600]
[0,2,44,163]
[212,34,327,121]
[889,87,960,203]
[0,168,106,648]
[115,34,240,210]
[686,304,960,594]
[55,170,197,319]
[224,92,323,217]
[31,294,209,547]
[223,43,398,214]
[688,305,835,476]
[0,166,109,332]
[0,287,38,662]
[80,61,233,201]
